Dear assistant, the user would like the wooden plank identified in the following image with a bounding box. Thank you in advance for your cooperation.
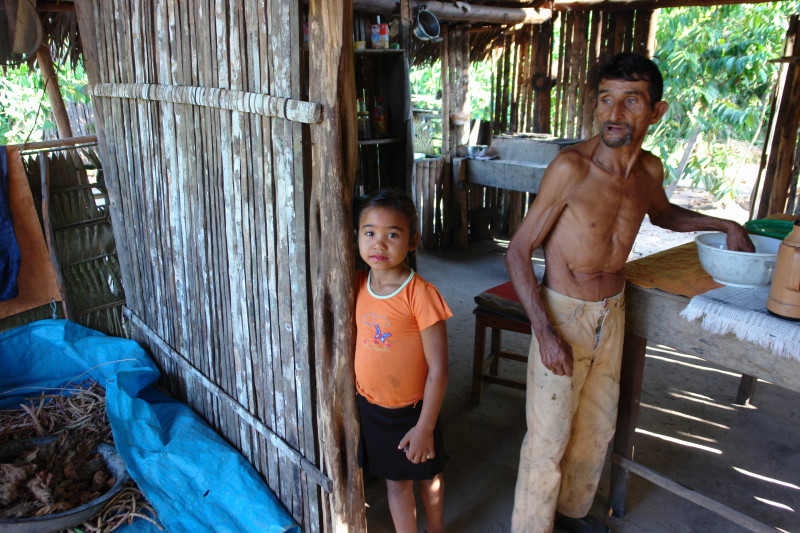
[625,284,800,392]
[612,455,777,533]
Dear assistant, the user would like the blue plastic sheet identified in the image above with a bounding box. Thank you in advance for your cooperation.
[0,319,301,533]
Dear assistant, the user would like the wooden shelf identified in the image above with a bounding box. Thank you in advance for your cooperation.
[354,48,405,54]
[358,138,403,145]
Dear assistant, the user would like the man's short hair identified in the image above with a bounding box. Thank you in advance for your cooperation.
[597,53,663,106]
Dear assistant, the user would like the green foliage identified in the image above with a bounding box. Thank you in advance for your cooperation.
[0,59,89,144]
[645,2,799,199]
[410,59,495,154]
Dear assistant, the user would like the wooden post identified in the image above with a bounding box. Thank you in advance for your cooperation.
[756,15,800,218]
[36,44,74,139]
[309,0,367,531]
[609,331,647,517]
[532,21,552,133]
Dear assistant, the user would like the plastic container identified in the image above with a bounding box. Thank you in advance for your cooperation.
[695,233,780,287]
[371,17,389,49]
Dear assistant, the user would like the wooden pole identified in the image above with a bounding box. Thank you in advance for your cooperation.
[36,44,74,139]
[308,0,367,530]
[756,15,800,218]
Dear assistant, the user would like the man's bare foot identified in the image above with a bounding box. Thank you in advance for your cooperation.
[555,513,611,533]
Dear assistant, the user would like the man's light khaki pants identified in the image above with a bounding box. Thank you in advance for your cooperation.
[511,287,625,533]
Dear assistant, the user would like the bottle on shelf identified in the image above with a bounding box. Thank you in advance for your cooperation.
[357,97,371,140]
[370,97,389,139]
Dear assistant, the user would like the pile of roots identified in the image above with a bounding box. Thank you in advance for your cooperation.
[0,380,161,532]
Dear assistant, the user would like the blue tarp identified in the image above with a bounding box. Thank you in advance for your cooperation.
[0,319,301,533]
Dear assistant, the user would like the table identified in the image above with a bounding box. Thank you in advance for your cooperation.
[610,244,800,532]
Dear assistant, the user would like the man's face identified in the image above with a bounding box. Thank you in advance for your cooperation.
[595,78,667,148]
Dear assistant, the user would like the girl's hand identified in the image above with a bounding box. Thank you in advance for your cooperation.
[398,425,435,464]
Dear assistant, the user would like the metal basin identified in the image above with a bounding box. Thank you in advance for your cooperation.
[0,437,130,533]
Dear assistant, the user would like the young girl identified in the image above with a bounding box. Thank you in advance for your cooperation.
[355,189,452,533]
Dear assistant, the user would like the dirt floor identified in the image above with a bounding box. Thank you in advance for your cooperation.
[363,189,800,532]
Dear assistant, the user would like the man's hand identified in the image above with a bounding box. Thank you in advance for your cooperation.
[725,223,755,253]
[538,325,574,376]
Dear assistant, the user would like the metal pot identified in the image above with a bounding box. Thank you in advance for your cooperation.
[414,9,441,41]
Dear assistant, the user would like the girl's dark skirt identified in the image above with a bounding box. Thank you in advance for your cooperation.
[357,393,448,481]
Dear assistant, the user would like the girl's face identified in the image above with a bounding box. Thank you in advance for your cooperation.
[358,206,418,274]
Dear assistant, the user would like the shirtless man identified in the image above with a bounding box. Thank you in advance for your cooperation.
[505,53,754,533]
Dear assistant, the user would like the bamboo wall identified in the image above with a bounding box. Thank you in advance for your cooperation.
[75,0,326,529]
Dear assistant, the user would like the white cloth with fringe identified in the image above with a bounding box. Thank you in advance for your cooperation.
[680,285,800,362]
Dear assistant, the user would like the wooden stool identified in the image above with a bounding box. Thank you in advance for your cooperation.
[472,282,532,404]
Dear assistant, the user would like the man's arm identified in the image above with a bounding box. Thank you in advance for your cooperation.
[505,155,579,376]
[648,183,754,252]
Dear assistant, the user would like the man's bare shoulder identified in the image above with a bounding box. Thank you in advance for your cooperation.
[547,139,596,173]
[637,147,666,181]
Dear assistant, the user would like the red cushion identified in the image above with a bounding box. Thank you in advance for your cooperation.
[482,281,521,303]
[474,281,527,321]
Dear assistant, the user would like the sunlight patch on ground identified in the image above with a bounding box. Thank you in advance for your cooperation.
[635,428,722,454]
[646,353,741,378]
[640,402,730,429]
[734,467,800,491]
[667,391,736,410]
[754,497,794,512]
[675,431,718,444]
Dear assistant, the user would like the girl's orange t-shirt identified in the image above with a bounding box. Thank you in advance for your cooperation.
[354,269,452,408]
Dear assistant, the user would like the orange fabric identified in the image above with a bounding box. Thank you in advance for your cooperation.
[624,242,721,298]
[355,270,453,408]
[0,146,61,319]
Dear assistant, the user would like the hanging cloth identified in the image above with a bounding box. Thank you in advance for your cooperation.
[0,146,62,320]
[0,146,22,301]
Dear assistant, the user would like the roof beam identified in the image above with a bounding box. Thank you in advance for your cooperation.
[353,0,553,25]
[355,0,781,21]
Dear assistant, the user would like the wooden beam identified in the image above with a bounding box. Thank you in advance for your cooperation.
[354,0,777,18]
[88,83,323,124]
[353,0,552,24]
[37,2,76,12]
[36,44,74,139]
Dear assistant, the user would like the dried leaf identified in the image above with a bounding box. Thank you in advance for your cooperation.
[26,475,52,505]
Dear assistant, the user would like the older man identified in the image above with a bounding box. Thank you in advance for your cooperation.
[505,53,753,533]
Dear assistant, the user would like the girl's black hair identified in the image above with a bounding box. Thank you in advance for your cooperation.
[358,188,420,234]
[597,52,663,107]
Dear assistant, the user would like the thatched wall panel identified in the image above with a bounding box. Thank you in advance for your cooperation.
[81,0,322,528]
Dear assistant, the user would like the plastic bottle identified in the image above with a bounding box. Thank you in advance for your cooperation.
[370,97,388,139]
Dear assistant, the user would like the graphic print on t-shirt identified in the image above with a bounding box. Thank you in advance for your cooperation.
[361,311,393,350]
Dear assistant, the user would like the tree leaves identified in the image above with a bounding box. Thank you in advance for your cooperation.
[645,2,800,197]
